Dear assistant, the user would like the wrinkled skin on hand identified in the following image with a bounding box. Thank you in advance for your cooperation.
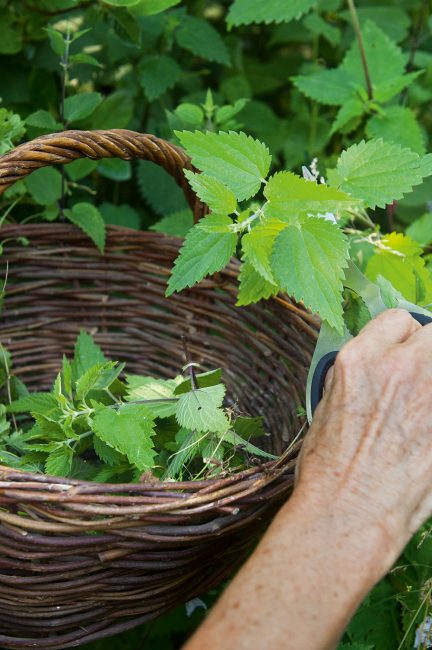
[296,308,432,554]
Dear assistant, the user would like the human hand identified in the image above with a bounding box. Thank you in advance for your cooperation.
[295,309,432,559]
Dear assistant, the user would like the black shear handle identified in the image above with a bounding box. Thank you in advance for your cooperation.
[310,312,432,418]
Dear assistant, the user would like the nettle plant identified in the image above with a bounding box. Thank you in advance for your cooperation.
[0,331,274,482]
[167,130,432,333]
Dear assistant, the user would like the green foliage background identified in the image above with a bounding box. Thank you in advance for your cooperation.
[0,0,432,648]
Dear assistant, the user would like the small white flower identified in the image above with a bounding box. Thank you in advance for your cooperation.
[414,615,432,648]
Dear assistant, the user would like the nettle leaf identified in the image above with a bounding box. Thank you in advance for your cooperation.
[237,261,278,306]
[366,106,425,156]
[150,209,193,237]
[233,416,266,439]
[174,369,222,395]
[227,0,316,26]
[137,160,188,216]
[271,216,349,331]
[176,131,271,201]
[45,446,73,477]
[184,171,237,215]
[64,202,106,253]
[25,110,62,132]
[140,55,181,101]
[93,436,124,466]
[175,384,229,433]
[331,99,365,135]
[64,92,102,123]
[92,403,156,471]
[293,68,353,106]
[75,362,121,401]
[166,214,237,296]
[406,213,432,247]
[264,171,359,220]
[125,375,178,418]
[294,21,413,108]
[129,0,181,15]
[25,167,62,206]
[175,15,230,65]
[72,331,106,380]
[222,430,277,460]
[8,393,58,415]
[342,21,406,90]
[366,233,432,305]
[327,139,426,209]
[242,219,286,283]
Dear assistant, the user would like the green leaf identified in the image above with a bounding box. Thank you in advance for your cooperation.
[366,233,431,304]
[66,158,98,181]
[25,110,62,132]
[176,130,271,201]
[45,446,73,477]
[75,362,120,400]
[140,55,181,101]
[293,68,353,106]
[331,99,365,135]
[174,369,222,395]
[327,139,426,209]
[72,331,106,380]
[102,0,140,6]
[125,375,178,418]
[166,214,237,295]
[175,15,230,65]
[339,6,410,42]
[25,167,62,206]
[184,171,237,215]
[175,384,229,433]
[99,202,141,229]
[8,393,58,415]
[64,92,102,123]
[164,429,202,479]
[174,103,204,126]
[342,21,406,90]
[97,159,131,182]
[69,53,103,68]
[406,213,432,247]
[303,12,340,46]
[90,91,134,130]
[129,0,181,15]
[233,416,266,439]
[62,355,72,397]
[150,209,193,237]
[137,160,188,216]
[264,171,359,219]
[271,216,348,330]
[64,202,106,253]
[236,261,278,306]
[93,436,124,466]
[366,106,426,156]
[92,403,156,471]
[227,0,316,26]
[242,219,286,283]
[44,26,65,57]
[294,21,413,107]
[221,430,277,460]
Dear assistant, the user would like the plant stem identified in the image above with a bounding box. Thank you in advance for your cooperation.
[181,336,198,390]
[59,26,71,214]
[347,0,373,100]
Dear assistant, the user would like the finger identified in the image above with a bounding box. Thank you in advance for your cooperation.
[400,320,432,349]
[355,309,421,347]
[323,366,334,393]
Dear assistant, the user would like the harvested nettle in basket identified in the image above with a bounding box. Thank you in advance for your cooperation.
[2,331,278,483]
[0,130,317,649]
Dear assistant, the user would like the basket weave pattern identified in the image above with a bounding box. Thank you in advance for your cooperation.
[0,131,318,649]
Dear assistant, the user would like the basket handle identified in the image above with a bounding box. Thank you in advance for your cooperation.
[0,129,206,222]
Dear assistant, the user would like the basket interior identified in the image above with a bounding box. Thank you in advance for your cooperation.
[0,224,316,456]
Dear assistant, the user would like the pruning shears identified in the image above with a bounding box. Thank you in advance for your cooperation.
[305,260,432,423]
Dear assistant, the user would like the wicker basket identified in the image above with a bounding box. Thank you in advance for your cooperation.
[0,130,318,649]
